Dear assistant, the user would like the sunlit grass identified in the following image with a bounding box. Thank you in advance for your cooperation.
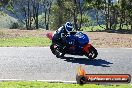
[0,81,131,88]
[82,25,132,32]
[82,25,105,31]
[0,37,51,47]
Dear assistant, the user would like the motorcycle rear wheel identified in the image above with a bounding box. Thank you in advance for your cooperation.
[55,47,65,58]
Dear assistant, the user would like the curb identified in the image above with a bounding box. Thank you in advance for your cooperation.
[0,79,131,84]
[0,79,77,84]
[37,80,77,84]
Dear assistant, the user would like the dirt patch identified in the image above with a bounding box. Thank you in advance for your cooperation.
[0,29,50,38]
[0,29,132,48]
[85,32,132,48]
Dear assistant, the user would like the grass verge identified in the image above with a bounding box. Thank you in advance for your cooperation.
[82,25,132,32]
[0,82,131,88]
[0,37,51,47]
[82,25,105,31]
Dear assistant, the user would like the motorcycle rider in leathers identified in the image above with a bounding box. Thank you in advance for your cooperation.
[50,22,73,51]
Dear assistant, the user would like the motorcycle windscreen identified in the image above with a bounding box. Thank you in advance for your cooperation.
[75,32,89,45]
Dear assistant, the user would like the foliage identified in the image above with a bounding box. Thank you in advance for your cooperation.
[6,3,14,12]
[38,13,45,28]
[1,0,132,31]
[10,22,19,29]
[50,0,74,30]
[77,14,93,27]
[0,12,21,29]
[1,0,53,30]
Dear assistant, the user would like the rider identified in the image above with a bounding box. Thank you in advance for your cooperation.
[51,22,73,49]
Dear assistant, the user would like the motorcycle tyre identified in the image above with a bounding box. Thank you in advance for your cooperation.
[50,44,56,55]
[55,47,65,58]
[86,46,98,59]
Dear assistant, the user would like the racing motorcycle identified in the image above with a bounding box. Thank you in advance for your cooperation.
[46,31,98,59]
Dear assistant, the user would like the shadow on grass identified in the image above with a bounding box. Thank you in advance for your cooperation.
[86,29,132,34]
[61,56,113,67]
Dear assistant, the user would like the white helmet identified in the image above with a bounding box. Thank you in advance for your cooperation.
[65,22,73,32]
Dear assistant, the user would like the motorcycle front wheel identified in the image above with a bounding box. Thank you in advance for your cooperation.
[50,44,56,55]
[86,46,98,59]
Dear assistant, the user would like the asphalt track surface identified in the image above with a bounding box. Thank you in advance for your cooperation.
[0,47,132,82]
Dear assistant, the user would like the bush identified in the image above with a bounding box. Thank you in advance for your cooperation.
[10,22,19,29]
[0,12,21,29]
[38,13,45,28]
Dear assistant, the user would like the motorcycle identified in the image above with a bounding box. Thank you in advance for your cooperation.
[46,31,98,59]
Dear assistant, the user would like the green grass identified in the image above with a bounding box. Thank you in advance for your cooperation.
[0,37,51,47]
[0,81,131,88]
[82,25,132,32]
[115,25,131,30]
[82,25,106,31]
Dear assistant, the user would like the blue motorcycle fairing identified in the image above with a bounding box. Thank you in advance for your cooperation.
[75,32,89,46]
[61,32,89,55]
[63,32,89,46]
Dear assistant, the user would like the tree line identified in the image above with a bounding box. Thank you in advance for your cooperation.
[0,0,132,31]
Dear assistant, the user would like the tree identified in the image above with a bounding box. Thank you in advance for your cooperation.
[50,0,74,30]
[0,0,10,6]
[5,0,51,30]
[41,0,52,30]
[125,0,132,30]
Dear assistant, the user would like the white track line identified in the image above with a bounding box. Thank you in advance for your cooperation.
[0,79,76,83]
